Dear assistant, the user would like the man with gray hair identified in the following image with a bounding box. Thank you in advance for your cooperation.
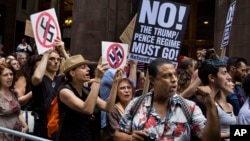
[16,52,28,66]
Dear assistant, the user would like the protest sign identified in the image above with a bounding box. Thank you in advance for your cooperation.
[102,41,128,69]
[128,0,190,66]
[220,0,236,49]
[30,8,61,55]
[119,14,137,51]
[25,20,34,38]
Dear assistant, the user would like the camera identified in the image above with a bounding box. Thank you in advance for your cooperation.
[144,133,156,141]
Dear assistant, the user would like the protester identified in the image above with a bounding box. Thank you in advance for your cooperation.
[106,77,135,141]
[5,54,16,63]
[179,57,196,77]
[14,55,42,135]
[215,80,236,141]
[57,54,118,141]
[16,52,28,66]
[134,70,145,97]
[16,38,33,56]
[204,59,236,140]
[100,60,137,134]
[176,68,192,94]
[226,57,248,116]
[114,58,220,141]
[0,63,28,141]
[31,37,68,139]
[237,74,250,124]
[8,59,20,71]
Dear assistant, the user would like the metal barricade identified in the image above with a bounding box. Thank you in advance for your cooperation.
[0,127,52,141]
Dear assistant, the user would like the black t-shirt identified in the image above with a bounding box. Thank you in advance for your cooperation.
[32,74,65,138]
[58,83,98,141]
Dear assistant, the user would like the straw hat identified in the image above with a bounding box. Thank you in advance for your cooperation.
[62,55,96,73]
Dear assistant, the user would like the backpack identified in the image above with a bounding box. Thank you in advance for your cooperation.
[130,93,200,141]
[47,84,71,139]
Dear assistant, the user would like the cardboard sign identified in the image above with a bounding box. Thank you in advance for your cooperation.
[30,8,61,55]
[119,14,137,51]
[25,20,34,38]
[102,41,128,69]
[128,0,190,66]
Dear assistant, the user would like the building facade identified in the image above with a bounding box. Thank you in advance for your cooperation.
[0,0,249,62]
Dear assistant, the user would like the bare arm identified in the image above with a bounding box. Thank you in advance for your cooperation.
[114,130,147,141]
[59,82,101,115]
[31,50,51,86]
[201,104,220,141]
[180,77,201,98]
[18,112,28,133]
[96,69,123,112]
[14,76,26,97]
[128,60,137,84]
[220,132,230,140]
[114,130,132,141]
[197,86,220,141]
[18,92,32,106]
[54,37,69,59]
[59,63,109,115]
[14,76,32,106]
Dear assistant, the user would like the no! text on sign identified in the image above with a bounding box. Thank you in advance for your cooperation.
[30,8,61,55]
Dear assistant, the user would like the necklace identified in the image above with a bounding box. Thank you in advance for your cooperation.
[52,82,56,88]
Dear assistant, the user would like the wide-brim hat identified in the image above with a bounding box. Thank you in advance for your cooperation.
[62,55,97,73]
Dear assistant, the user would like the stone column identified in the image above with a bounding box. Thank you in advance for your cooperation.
[215,0,250,61]
[70,0,133,61]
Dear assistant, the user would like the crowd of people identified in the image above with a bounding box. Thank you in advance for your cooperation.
[0,37,249,141]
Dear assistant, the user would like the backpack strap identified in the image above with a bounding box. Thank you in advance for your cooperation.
[55,84,72,141]
[128,92,152,131]
[130,93,149,117]
[178,96,192,123]
[129,94,193,133]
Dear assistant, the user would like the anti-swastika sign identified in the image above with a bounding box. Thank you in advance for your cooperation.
[102,41,128,69]
[30,8,61,55]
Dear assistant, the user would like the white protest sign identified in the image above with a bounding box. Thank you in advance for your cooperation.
[30,8,61,55]
[102,41,128,69]
[220,0,236,48]
[128,0,189,66]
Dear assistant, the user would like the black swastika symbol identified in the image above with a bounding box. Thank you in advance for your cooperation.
[40,17,55,42]
[109,46,123,66]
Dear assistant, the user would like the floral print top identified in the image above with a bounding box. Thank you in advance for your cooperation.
[0,91,22,141]
[119,93,206,141]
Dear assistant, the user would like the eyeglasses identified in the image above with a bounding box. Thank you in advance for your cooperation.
[119,86,132,90]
